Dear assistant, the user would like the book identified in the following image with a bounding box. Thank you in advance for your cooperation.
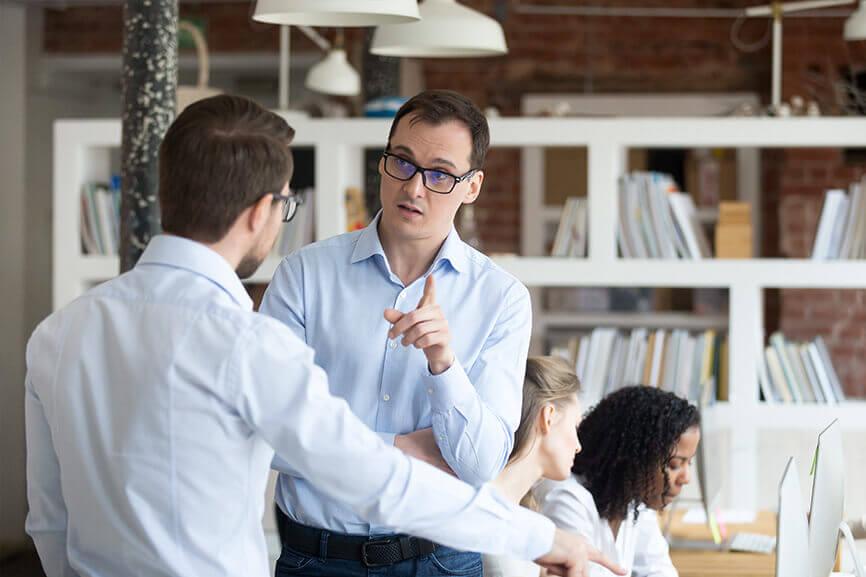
[770,332,803,403]
[799,344,825,404]
[765,346,792,403]
[812,189,848,260]
[807,341,837,405]
[668,192,712,259]
[815,336,846,402]
[757,337,776,403]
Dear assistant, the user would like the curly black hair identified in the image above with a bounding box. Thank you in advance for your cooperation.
[572,386,700,523]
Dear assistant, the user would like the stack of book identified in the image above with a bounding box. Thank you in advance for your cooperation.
[811,180,866,260]
[550,197,588,257]
[618,172,713,259]
[758,333,846,404]
[80,179,121,255]
[550,327,727,408]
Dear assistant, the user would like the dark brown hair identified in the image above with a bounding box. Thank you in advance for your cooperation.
[159,94,295,243]
[387,90,490,170]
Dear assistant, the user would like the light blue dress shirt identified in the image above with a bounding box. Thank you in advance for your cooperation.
[24,235,552,577]
[261,214,532,535]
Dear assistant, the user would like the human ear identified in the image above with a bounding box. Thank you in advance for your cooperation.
[248,193,275,233]
[463,170,483,204]
[538,404,556,435]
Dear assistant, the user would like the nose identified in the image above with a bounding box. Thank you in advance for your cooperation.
[680,466,691,486]
[402,171,427,198]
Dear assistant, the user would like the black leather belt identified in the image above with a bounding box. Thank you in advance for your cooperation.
[281,518,438,568]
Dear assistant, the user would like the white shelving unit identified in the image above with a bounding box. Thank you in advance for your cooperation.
[54,116,866,511]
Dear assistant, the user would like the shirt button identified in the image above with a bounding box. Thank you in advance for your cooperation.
[389,340,398,350]
[427,388,433,395]
[383,394,391,402]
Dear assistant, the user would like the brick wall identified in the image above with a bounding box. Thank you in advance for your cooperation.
[43,1,866,394]
[419,1,866,394]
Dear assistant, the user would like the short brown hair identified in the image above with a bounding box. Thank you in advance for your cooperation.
[159,94,295,243]
[387,90,490,169]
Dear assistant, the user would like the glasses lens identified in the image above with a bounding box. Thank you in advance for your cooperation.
[283,199,297,222]
[424,170,456,193]
[385,155,417,180]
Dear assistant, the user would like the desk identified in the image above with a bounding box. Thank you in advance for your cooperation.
[670,549,774,577]
[661,510,776,577]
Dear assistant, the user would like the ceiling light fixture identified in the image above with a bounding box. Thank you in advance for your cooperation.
[371,0,507,58]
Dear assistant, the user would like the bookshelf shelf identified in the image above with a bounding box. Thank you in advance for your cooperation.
[55,115,866,512]
[538,311,729,331]
[493,258,866,289]
[703,402,866,431]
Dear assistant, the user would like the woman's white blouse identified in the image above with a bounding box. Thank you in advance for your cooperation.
[535,477,678,577]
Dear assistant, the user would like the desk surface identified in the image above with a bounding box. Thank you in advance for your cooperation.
[670,549,774,577]
[662,509,776,577]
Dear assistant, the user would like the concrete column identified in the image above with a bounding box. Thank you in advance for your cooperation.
[0,0,30,553]
[120,0,178,271]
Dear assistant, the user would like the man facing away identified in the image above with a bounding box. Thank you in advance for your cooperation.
[24,94,623,577]
[261,90,534,576]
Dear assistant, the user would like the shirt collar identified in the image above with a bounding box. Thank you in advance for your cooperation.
[137,235,254,311]
[350,211,468,274]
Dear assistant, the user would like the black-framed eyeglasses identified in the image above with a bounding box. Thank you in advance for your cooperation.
[271,190,305,223]
[382,151,478,195]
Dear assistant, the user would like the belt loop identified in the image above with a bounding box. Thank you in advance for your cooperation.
[318,529,329,562]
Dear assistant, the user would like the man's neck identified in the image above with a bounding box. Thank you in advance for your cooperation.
[378,221,449,286]
[491,453,544,505]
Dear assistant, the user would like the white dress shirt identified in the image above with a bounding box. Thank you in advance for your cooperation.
[482,553,540,577]
[536,477,678,577]
[261,214,532,535]
[25,234,553,577]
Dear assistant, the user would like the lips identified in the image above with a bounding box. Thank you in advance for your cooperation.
[398,202,423,215]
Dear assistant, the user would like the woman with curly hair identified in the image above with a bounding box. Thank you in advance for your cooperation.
[535,386,700,577]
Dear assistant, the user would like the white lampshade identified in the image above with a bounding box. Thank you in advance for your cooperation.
[845,0,866,40]
[305,49,361,96]
[370,0,507,58]
[253,0,420,26]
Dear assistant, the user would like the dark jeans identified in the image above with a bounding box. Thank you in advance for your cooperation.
[274,506,482,577]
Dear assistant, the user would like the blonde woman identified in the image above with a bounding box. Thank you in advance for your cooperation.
[484,356,587,577]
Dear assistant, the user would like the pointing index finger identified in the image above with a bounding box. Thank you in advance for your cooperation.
[417,275,436,309]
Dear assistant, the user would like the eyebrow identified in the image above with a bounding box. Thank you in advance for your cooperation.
[391,144,459,171]
[669,455,692,463]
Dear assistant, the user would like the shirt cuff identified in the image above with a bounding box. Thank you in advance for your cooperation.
[423,357,475,414]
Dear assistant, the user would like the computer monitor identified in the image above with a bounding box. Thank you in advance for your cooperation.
[776,456,810,577]
[694,400,723,543]
[807,419,844,577]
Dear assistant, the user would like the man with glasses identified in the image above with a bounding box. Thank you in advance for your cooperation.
[262,90,535,577]
[25,94,622,577]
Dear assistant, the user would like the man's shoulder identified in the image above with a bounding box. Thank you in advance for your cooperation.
[459,244,529,302]
[284,229,365,262]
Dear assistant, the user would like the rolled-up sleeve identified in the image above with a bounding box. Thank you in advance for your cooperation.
[425,282,532,486]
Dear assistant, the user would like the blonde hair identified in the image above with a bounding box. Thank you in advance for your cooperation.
[509,356,581,508]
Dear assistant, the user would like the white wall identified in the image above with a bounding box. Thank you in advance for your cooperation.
[0,1,30,554]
